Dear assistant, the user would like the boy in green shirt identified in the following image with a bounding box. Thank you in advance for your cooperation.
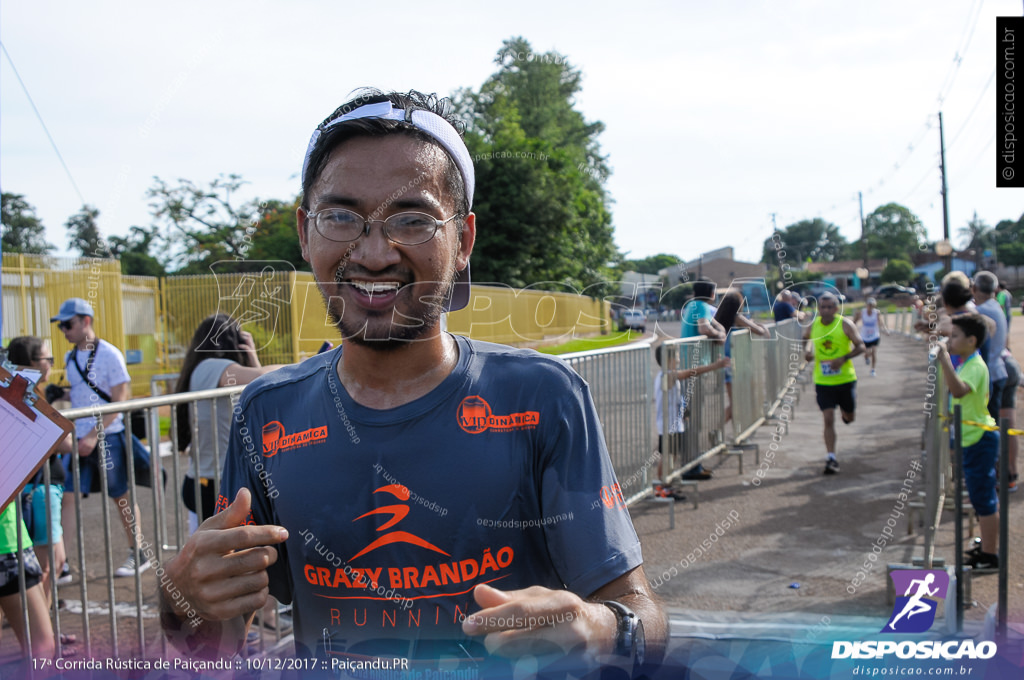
[935,313,1001,570]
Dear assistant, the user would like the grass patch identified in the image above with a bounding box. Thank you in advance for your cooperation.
[538,331,642,355]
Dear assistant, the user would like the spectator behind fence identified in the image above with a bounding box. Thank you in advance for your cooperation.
[772,290,801,323]
[934,314,1001,571]
[714,290,770,427]
[997,281,1012,329]
[162,88,666,674]
[916,272,987,343]
[681,279,725,341]
[6,337,70,614]
[51,297,151,579]
[972,271,1008,419]
[0,502,55,660]
[174,314,285,533]
[652,343,729,498]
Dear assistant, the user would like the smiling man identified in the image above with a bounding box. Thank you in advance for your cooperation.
[162,89,665,676]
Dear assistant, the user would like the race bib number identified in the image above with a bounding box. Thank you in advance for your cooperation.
[820,361,839,376]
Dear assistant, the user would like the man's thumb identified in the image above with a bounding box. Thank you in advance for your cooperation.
[206,487,252,529]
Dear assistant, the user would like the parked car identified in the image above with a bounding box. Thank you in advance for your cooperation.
[874,284,916,300]
[618,309,647,332]
[799,282,847,303]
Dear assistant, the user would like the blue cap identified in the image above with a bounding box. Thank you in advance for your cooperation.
[50,298,95,322]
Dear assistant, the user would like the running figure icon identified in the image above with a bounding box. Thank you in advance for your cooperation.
[888,573,939,630]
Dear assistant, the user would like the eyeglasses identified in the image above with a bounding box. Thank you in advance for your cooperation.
[57,319,75,330]
[307,208,460,246]
[34,357,55,365]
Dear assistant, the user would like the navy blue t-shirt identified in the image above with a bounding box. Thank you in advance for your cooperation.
[773,301,796,322]
[219,335,643,660]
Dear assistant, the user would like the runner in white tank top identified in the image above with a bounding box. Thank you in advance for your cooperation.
[855,297,888,376]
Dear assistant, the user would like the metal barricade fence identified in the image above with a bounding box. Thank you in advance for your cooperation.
[919,351,951,567]
[729,330,765,442]
[656,338,727,484]
[560,343,654,504]
[6,385,270,660]
[764,319,807,423]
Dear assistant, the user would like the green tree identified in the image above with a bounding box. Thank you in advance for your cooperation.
[957,212,993,271]
[863,203,926,260]
[880,259,914,284]
[146,174,262,274]
[999,241,1024,281]
[761,218,847,265]
[455,37,618,293]
[108,225,166,277]
[1,192,54,254]
[621,253,681,275]
[245,198,308,272]
[65,205,105,256]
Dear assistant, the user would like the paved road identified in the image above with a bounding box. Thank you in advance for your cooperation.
[633,332,1023,632]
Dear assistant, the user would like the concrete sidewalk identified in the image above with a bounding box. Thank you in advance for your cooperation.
[632,333,1024,634]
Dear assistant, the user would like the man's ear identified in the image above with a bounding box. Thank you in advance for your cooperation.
[297,206,312,263]
[455,212,476,272]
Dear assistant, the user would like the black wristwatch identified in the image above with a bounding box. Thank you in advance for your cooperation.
[603,600,645,675]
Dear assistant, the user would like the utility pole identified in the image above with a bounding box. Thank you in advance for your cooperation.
[939,111,952,274]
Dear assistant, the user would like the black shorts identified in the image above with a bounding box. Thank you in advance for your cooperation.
[864,338,880,348]
[816,382,857,414]
[0,547,42,597]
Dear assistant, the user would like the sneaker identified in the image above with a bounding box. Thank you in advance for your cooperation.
[824,459,840,475]
[864,356,870,365]
[870,369,877,377]
[57,562,73,585]
[966,550,999,571]
[964,537,983,557]
[652,485,686,501]
[1009,474,1019,493]
[114,549,151,577]
[682,469,713,481]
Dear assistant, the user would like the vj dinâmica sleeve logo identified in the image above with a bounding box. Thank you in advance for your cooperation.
[831,569,996,660]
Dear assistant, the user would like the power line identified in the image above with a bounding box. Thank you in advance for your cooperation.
[0,40,85,206]
[948,66,996,149]
[952,131,996,186]
[860,0,984,200]
[935,0,985,107]
[901,154,941,205]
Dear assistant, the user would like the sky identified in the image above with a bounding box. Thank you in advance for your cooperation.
[2,0,1022,268]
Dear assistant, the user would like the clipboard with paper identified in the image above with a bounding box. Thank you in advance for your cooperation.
[0,364,73,512]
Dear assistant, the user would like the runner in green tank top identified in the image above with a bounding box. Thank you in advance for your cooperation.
[802,293,866,475]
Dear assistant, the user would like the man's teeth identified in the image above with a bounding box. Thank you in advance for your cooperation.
[351,281,401,295]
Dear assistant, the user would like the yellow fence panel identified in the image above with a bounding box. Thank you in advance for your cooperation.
[3,254,611,395]
[446,284,609,345]
[1,253,140,390]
